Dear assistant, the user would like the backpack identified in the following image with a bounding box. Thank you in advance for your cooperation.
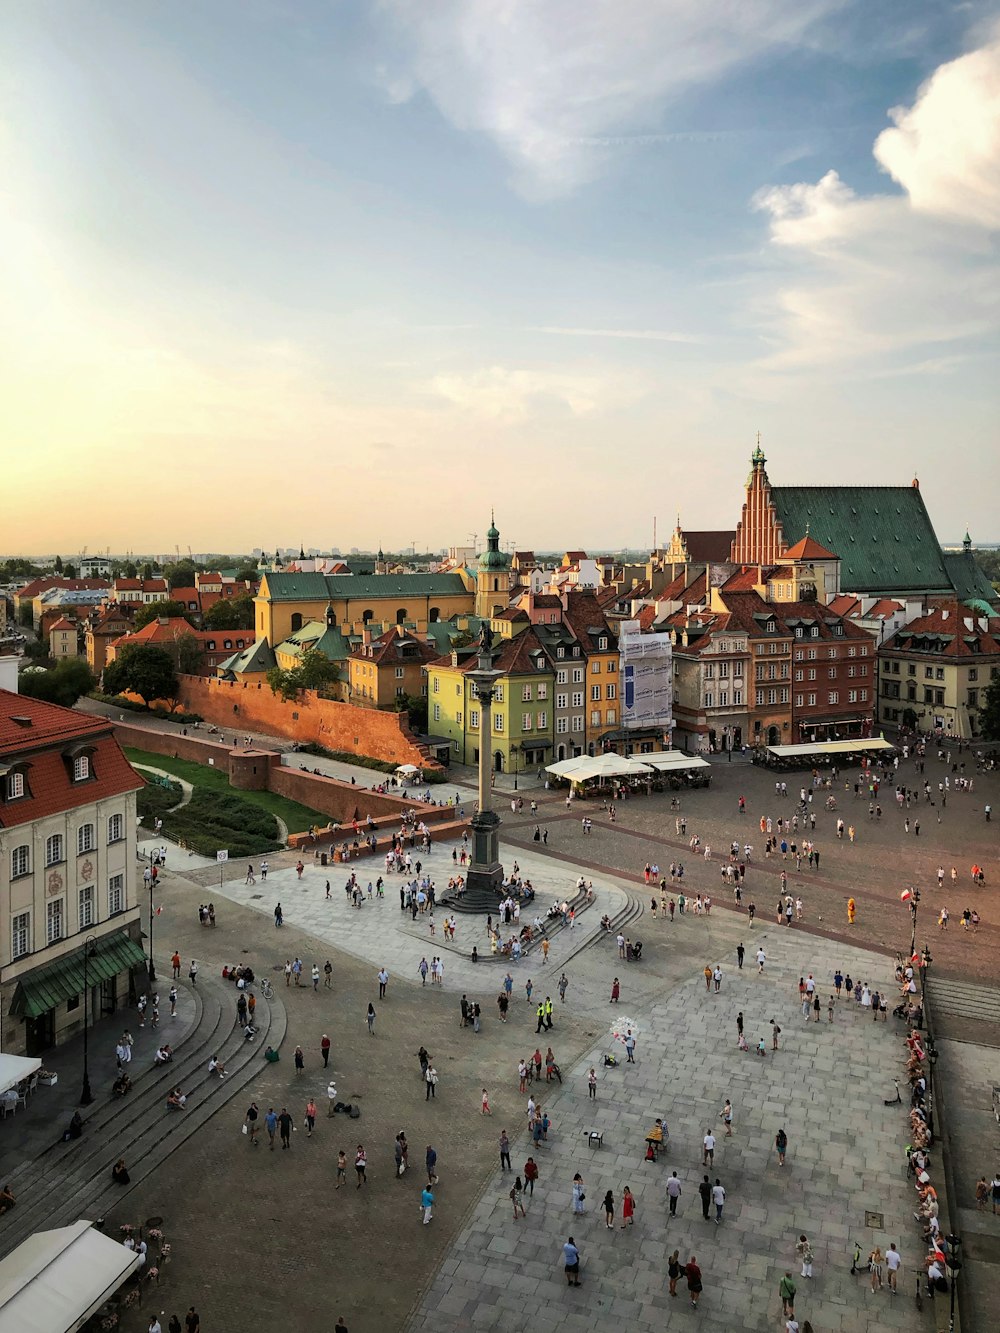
[349,1105,361,1119]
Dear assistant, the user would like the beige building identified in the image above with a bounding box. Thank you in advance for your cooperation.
[0,690,145,1057]
[48,617,81,660]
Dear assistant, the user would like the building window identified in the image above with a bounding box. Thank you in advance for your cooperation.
[470,710,479,728]
[46,898,64,944]
[456,711,462,724]
[395,667,405,679]
[795,669,803,682]
[537,711,547,729]
[828,691,839,704]
[591,685,601,701]
[433,677,439,693]
[73,755,90,782]
[967,689,978,707]
[607,683,616,700]
[810,626,819,638]
[734,690,742,706]
[848,646,857,658]
[779,687,789,703]
[935,668,944,681]
[590,709,601,726]
[794,626,803,638]
[11,911,30,960]
[45,834,64,867]
[572,716,584,732]
[705,664,715,680]
[860,689,868,702]
[11,843,30,878]
[537,684,547,700]
[591,661,600,675]
[766,620,776,634]
[395,686,405,698]
[557,669,567,684]
[795,694,804,707]
[969,668,978,682]
[455,682,461,694]
[5,771,25,800]
[718,662,729,679]
[572,668,583,684]
[755,689,765,706]
[827,648,837,659]
[572,692,584,708]
[107,873,124,916]
[828,668,836,680]
[705,692,714,709]
[77,823,95,855]
[494,714,503,732]
[606,708,617,725]
[79,884,95,929]
[522,684,533,701]
[807,649,817,660]
[108,813,124,844]
[494,686,504,703]
[733,662,743,677]
[767,688,777,705]
[433,704,440,722]
[557,647,565,658]
[522,713,533,731]
[556,692,568,709]
[848,690,858,703]
[719,691,728,707]
[556,717,568,733]
[808,692,817,706]
[924,667,933,679]
[794,650,804,662]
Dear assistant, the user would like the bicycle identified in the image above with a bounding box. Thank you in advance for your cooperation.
[258,977,274,999]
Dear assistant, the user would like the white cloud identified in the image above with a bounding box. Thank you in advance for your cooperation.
[374,0,840,196]
[749,34,1000,371]
[426,365,638,422]
[530,326,703,344]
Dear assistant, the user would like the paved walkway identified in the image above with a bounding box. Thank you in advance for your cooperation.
[404,912,934,1332]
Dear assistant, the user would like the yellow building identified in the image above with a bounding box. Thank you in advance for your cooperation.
[559,593,620,753]
[48,618,81,660]
[254,571,474,647]
[348,626,438,708]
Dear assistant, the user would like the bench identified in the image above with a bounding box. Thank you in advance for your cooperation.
[583,1130,604,1149]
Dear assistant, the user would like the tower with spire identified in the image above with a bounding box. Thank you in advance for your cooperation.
[475,512,511,619]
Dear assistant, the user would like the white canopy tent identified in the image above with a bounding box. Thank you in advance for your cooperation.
[0,1054,40,1096]
[395,763,421,776]
[0,1220,139,1333]
[642,752,712,773]
[545,753,653,784]
[766,738,894,760]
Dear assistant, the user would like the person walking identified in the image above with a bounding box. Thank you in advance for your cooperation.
[421,1182,434,1224]
[354,1144,367,1187]
[702,1129,715,1166]
[756,947,766,973]
[712,1178,725,1224]
[685,1256,703,1308]
[572,1173,585,1214]
[621,1186,635,1228]
[736,943,745,969]
[602,1189,615,1229]
[481,1087,492,1115]
[523,1156,538,1195]
[188,959,198,986]
[868,1245,883,1292]
[378,967,389,999]
[311,963,320,991]
[305,1098,316,1137]
[780,1271,796,1317]
[425,1063,437,1099]
[624,1030,636,1063]
[277,1106,293,1149]
[668,1250,682,1297]
[610,977,620,1004]
[720,1099,733,1137]
[775,1127,788,1166]
[666,1172,682,1216]
[510,1176,526,1219]
[244,1101,259,1146]
[698,1175,711,1219]
[367,1003,376,1035]
[587,1067,597,1100]
[796,1234,813,1278]
[294,1045,304,1075]
[499,1129,511,1171]
[885,1242,901,1291]
[562,1237,581,1287]
[425,1144,438,1185]
[321,1034,331,1067]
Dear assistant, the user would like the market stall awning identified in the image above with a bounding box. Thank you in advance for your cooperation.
[642,752,712,773]
[766,738,894,760]
[0,1055,41,1096]
[0,1219,139,1333]
[9,933,147,1019]
[546,753,653,782]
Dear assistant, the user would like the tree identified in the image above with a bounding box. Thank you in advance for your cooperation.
[54,555,63,573]
[396,693,428,732]
[234,564,260,584]
[122,560,138,579]
[204,595,254,631]
[103,644,178,706]
[134,599,194,630]
[163,558,199,591]
[0,558,39,581]
[63,562,76,578]
[18,658,94,707]
[266,647,339,701]
[171,630,205,676]
[141,561,154,580]
[979,674,1000,741]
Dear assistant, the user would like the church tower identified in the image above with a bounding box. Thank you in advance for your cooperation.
[729,439,786,566]
[475,515,511,619]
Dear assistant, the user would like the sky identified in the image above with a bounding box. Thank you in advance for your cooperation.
[1,0,998,556]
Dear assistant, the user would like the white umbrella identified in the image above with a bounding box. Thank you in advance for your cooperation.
[610,1017,640,1044]
[396,763,420,775]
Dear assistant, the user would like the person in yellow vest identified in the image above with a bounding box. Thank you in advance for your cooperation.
[536,1002,546,1033]
[544,997,554,1030]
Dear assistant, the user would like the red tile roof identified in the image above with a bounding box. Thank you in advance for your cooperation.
[48,618,77,632]
[680,530,736,562]
[883,603,1000,657]
[783,534,838,561]
[17,577,109,600]
[349,626,440,667]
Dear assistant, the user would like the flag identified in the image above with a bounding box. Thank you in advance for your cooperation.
[900,889,912,902]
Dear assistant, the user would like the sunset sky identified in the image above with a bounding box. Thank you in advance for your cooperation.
[2,1,998,555]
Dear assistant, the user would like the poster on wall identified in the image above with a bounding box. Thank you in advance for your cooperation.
[619,620,674,731]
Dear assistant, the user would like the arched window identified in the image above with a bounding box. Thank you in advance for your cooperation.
[429,607,440,623]
[290,612,303,633]
[396,608,407,625]
[362,609,374,625]
[493,578,499,592]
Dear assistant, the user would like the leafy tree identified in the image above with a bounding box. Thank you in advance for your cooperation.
[203,595,254,631]
[141,561,154,580]
[234,565,260,584]
[103,643,178,706]
[172,631,205,676]
[979,673,1000,741]
[122,560,138,578]
[163,558,199,591]
[18,658,95,707]
[18,605,33,628]
[134,599,194,630]
[54,555,63,573]
[23,639,51,661]
[0,558,39,580]
[267,647,339,701]
[63,562,76,578]
[395,693,428,732]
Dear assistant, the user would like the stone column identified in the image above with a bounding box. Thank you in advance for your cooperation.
[466,649,504,897]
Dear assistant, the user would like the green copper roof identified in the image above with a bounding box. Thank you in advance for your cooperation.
[262,572,469,602]
[770,486,952,596]
[942,551,1000,610]
[275,620,352,662]
[219,637,276,676]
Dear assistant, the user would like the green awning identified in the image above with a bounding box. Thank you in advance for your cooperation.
[10,933,147,1018]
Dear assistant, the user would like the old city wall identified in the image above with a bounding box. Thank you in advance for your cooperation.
[174,674,435,768]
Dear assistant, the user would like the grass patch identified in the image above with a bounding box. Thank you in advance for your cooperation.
[132,763,282,856]
[135,775,183,825]
[124,747,329,837]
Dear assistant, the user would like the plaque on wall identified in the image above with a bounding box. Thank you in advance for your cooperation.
[80,858,94,883]
[47,871,64,897]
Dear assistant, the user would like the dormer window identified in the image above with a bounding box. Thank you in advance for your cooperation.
[766,620,776,634]
[73,756,90,782]
[4,769,26,800]
[794,627,803,638]
[557,647,565,659]
[810,626,820,638]
[598,637,608,651]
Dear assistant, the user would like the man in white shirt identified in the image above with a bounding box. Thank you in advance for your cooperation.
[885,1243,901,1291]
[756,948,767,973]
[711,1179,726,1224]
[665,1172,682,1216]
[702,1131,715,1166]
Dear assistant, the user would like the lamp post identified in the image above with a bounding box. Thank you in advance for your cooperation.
[511,742,520,791]
[945,1232,961,1332]
[80,935,97,1106]
[146,849,157,983]
[907,886,920,962]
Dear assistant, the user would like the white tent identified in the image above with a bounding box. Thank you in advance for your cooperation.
[0,1054,41,1096]
[545,753,653,783]
[642,752,712,773]
[395,763,421,776]
[0,1220,140,1332]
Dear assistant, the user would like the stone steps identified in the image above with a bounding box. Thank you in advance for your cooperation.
[0,977,285,1257]
[925,976,1000,1025]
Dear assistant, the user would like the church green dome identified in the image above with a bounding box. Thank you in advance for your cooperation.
[479,516,509,571]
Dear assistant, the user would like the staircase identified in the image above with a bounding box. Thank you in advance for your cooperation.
[0,975,286,1257]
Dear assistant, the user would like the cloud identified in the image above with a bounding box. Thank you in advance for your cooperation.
[530,326,703,344]
[425,365,638,422]
[749,33,1000,371]
[374,0,841,196]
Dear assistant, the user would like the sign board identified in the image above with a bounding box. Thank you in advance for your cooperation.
[619,620,674,731]
[217,850,229,863]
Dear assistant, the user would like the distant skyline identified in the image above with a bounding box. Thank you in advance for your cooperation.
[2,1,998,552]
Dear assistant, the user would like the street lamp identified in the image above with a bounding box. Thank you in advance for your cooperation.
[146,848,157,983]
[80,935,97,1106]
[945,1232,961,1332]
[511,742,520,791]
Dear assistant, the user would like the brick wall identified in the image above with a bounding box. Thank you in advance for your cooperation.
[173,674,437,768]
[113,722,230,767]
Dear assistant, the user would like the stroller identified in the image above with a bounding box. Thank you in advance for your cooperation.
[630,940,643,962]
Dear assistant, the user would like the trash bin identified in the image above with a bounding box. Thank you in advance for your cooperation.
[321,853,328,866]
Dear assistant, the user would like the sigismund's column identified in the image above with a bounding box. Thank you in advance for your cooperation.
[465,642,504,897]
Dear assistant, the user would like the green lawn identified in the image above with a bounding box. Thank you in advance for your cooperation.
[125,747,329,836]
